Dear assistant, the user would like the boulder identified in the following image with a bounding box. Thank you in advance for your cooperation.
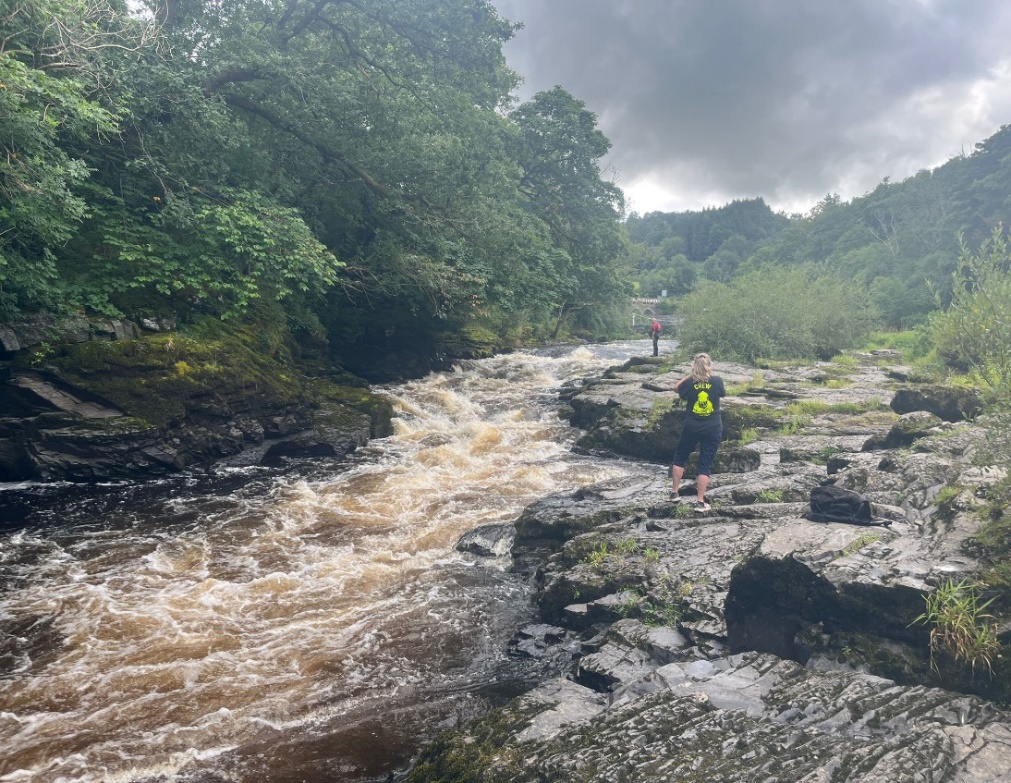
[406,357,1011,783]
[891,385,982,422]
[457,523,516,557]
[863,410,944,450]
[407,654,1011,783]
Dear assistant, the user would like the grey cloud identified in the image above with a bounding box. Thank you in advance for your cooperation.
[491,0,1011,211]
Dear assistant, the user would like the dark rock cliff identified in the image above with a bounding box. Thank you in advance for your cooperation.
[0,316,394,482]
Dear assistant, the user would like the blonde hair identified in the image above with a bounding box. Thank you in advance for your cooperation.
[690,353,712,383]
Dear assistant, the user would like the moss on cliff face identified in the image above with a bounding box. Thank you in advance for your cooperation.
[311,380,394,437]
[34,320,308,426]
[29,318,393,438]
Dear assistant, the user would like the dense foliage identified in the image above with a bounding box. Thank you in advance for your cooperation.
[0,0,629,374]
[676,265,878,363]
[625,198,788,297]
[931,224,1011,391]
[632,126,1011,330]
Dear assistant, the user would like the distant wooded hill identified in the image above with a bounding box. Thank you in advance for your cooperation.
[626,123,1011,328]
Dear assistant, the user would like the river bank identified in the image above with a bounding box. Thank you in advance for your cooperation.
[0,314,453,484]
[404,352,1011,782]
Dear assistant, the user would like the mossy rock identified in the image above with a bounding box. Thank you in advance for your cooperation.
[434,323,505,360]
[313,381,394,437]
[722,404,781,439]
[405,702,543,783]
[43,322,313,427]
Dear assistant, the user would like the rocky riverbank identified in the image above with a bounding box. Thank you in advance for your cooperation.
[0,316,394,482]
[408,352,1011,782]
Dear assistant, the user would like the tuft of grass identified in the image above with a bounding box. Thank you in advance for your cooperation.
[812,445,842,465]
[912,579,1001,677]
[778,399,890,436]
[614,538,640,557]
[863,328,934,361]
[727,371,766,396]
[757,488,785,503]
[935,485,963,507]
[583,542,610,569]
[841,531,882,556]
[736,427,759,446]
[636,576,692,628]
[646,398,676,429]
[830,354,860,368]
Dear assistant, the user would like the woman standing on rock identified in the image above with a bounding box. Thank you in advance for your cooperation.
[670,352,726,511]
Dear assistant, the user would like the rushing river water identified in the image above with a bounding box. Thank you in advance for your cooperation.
[0,341,662,783]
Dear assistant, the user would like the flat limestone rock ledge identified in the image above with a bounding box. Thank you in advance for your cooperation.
[405,652,1011,783]
[407,353,1010,782]
[563,358,901,464]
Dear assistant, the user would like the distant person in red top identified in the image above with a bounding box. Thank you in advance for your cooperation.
[650,320,661,356]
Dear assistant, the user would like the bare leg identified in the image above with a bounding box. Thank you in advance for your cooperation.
[696,473,710,503]
[672,464,685,496]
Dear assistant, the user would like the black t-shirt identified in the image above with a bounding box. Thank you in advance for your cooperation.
[676,375,726,426]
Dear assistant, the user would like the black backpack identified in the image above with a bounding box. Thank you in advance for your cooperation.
[804,484,889,526]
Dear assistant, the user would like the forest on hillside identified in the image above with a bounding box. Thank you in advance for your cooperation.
[0,0,629,376]
[627,123,1011,332]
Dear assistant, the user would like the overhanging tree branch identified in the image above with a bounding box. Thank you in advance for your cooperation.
[221,92,423,204]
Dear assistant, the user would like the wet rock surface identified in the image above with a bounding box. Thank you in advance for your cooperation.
[419,356,1010,782]
[409,652,1011,783]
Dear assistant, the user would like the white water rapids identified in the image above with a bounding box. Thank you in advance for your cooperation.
[0,342,661,782]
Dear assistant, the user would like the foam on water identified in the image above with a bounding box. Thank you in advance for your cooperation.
[0,340,658,782]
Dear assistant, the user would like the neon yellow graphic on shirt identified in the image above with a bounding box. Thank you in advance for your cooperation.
[693,390,714,416]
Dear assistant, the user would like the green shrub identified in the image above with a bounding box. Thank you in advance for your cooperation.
[931,224,1011,392]
[864,328,934,361]
[757,488,784,503]
[677,265,878,363]
[913,579,1001,677]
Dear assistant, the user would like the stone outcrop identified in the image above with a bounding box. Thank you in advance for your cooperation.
[416,355,1011,782]
[0,317,393,481]
[891,384,983,422]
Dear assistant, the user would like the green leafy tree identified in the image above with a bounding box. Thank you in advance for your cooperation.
[0,0,124,317]
[931,224,1011,390]
[510,86,628,335]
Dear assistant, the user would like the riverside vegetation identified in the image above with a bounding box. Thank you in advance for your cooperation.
[1,0,630,395]
[10,2,1011,405]
[1,0,633,480]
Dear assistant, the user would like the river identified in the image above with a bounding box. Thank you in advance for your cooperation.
[0,341,666,783]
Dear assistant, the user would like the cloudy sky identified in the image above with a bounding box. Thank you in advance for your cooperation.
[490,0,1011,216]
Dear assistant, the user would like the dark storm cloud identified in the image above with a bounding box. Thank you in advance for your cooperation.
[491,0,1011,213]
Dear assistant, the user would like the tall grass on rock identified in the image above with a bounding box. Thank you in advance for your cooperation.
[676,265,878,363]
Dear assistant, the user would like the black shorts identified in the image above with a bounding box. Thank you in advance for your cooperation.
[672,422,722,476]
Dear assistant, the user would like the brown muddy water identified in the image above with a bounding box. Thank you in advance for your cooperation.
[0,341,665,783]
